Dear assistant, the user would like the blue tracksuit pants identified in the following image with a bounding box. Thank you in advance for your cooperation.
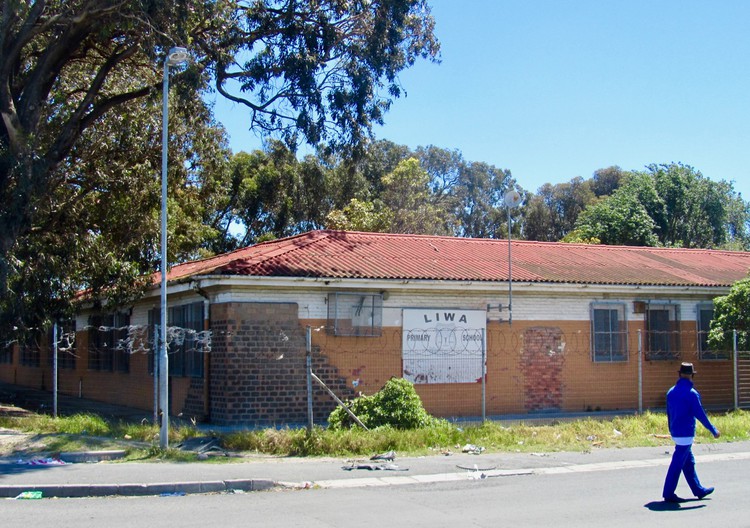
[662,444,708,498]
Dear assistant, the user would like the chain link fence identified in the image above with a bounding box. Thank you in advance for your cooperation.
[309,326,750,422]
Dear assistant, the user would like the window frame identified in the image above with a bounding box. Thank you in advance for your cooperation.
[645,302,681,360]
[88,312,130,372]
[19,334,41,368]
[327,292,383,337]
[590,302,628,362]
[0,342,12,364]
[148,302,205,378]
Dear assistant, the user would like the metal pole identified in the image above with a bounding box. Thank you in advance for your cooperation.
[733,329,738,411]
[153,324,159,425]
[637,329,643,413]
[159,57,170,450]
[306,326,313,434]
[53,322,58,418]
[507,207,513,325]
[158,47,188,450]
[481,328,486,422]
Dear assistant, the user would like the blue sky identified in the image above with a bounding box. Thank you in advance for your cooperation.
[211,0,750,199]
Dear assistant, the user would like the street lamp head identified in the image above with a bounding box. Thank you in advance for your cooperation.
[504,190,522,209]
[166,47,189,67]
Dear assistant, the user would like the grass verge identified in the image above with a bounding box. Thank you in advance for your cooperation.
[2,409,749,461]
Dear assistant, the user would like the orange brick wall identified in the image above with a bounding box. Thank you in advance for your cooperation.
[305,318,736,418]
[1,308,736,423]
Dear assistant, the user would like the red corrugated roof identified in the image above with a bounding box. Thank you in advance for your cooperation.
[158,230,750,287]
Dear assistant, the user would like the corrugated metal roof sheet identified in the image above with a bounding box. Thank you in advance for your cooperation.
[160,230,750,287]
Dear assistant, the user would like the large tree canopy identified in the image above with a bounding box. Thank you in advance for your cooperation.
[565,163,749,248]
[0,0,439,336]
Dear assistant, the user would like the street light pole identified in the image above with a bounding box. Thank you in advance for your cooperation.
[503,190,522,325]
[160,46,189,450]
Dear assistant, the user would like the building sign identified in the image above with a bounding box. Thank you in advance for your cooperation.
[402,309,486,384]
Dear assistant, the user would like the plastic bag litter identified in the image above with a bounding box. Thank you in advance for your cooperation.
[14,491,43,500]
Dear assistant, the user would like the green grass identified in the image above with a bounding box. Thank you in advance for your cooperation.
[2,410,749,461]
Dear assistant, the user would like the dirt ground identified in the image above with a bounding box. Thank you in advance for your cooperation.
[0,404,49,458]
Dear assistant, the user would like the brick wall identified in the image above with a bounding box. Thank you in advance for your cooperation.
[520,327,565,412]
[209,302,353,425]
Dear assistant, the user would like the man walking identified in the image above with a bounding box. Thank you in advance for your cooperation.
[662,362,721,503]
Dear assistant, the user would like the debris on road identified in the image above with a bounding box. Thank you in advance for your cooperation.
[461,444,485,455]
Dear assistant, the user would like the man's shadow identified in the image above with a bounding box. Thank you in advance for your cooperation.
[645,498,708,512]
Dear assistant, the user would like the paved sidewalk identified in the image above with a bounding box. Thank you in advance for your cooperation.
[3,440,749,499]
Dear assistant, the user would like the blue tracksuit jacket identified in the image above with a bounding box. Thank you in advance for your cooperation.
[666,377,718,439]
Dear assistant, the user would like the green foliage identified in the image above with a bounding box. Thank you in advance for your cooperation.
[328,377,436,430]
[5,409,750,460]
[325,198,393,232]
[523,177,597,242]
[0,1,439,336]
[571,172,660,246]
[569,163,750,249]
[708,277,750,351]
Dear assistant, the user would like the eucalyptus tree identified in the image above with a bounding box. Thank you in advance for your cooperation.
[0,0,440,335]
[567,164,749,249]
[523,177,596,242]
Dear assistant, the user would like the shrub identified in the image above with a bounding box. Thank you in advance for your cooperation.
[328,377,434,430]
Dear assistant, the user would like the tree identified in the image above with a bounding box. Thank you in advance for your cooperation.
[566,175,660,246]
[590,166,625,198]
[325,198,392,232]
[567,164,750,249]
[325,157,449,234]
[648,163,735,248]
[0,0,439,335]
[523,177,596,242]
[381,157,449,234]
[708,277,750,352]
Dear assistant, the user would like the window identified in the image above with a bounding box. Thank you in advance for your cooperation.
[149,302,205,378]
[591,303,627,362]
[697,303,728,360]
[19,337,41,367]
[0,342,11,364]
[646,303,680,360]
[88,313,130,372]
[327,292,383,336]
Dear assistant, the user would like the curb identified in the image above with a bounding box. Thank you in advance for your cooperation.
[0,478,277,499]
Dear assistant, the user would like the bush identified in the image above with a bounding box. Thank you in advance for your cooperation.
[328,377,435,430]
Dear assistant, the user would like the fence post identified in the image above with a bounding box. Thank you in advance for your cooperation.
[153,324,159,425]
[734,329,738,411]
[637,329,643,413]
[482,328,486,422]
[306,326,314,434]
[53,322,58,419]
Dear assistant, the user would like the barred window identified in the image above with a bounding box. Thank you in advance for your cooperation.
[149,302,205,378]
[591,303,628,362]
[88,313,130,372]
[327,292,383,337]
[0,342,12,364]
[646,303,680,360]
[19,335,41,367]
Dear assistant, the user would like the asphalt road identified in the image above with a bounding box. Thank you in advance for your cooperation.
[3,453,746,528]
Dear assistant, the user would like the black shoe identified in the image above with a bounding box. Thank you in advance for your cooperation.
[696,487,714,499]
[663,495,685,503]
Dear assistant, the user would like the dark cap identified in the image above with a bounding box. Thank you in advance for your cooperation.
[679,362,697,375]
